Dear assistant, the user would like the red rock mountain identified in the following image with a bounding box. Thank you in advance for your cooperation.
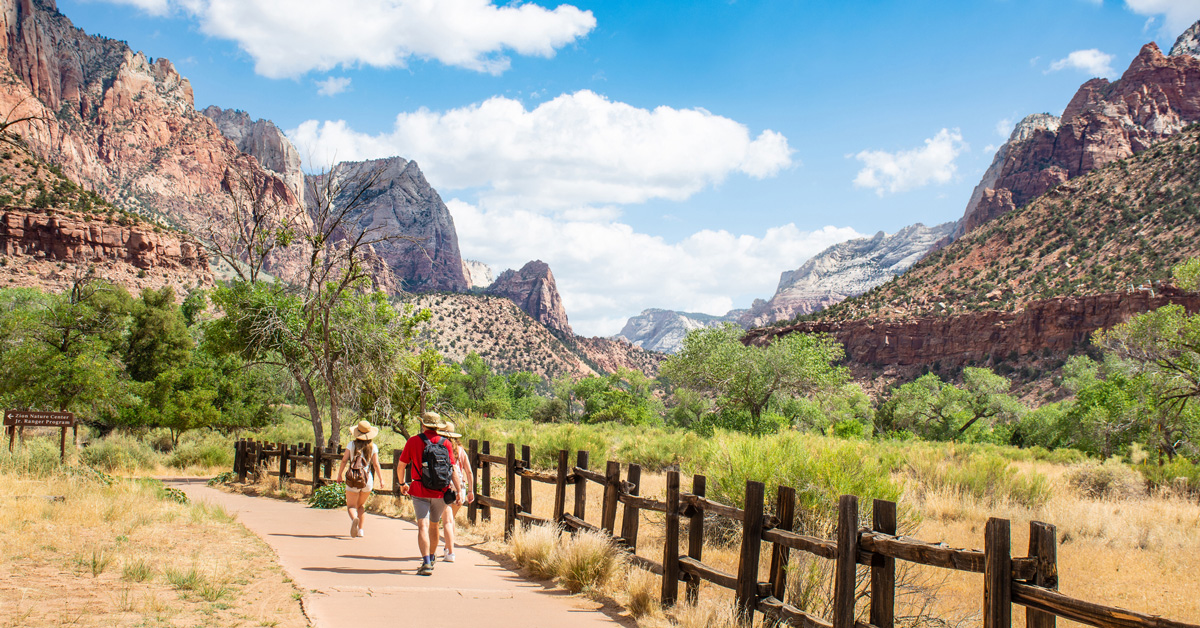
[0,0,302,237]
[952,30,1200,240]
[748,292,1200,368]
[486,260,572,336]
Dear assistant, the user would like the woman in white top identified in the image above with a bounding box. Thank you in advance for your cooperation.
[435,421,473,562]
[336,420,383,538]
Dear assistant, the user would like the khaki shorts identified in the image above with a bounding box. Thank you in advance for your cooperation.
[412,496,447,523]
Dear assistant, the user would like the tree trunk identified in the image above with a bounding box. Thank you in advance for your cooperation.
[295,372,324,447]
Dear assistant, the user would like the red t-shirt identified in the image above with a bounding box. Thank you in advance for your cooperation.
[398,429,458,499]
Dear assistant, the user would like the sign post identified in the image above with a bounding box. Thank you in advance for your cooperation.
[4,411,76,461]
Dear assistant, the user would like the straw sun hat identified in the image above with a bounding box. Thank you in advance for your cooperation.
[350,420,379,441]
[437,420,462,439]
[419,411,446,430]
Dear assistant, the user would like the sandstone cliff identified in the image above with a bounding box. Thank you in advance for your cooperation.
[616,308,742,354]
[463,259,493,289]
[739,222,955,327]
[486,260,572,335]
[304,157,469,293]
[748,292,1200,369]
[1,205,211,294]
[952,24,1200,240]
[201,106,305,203]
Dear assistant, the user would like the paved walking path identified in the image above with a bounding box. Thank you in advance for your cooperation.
[166,479,628,628]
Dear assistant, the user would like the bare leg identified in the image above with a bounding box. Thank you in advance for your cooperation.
[417,518,431,556]
[356,492,368,532]
[444,503,460,554]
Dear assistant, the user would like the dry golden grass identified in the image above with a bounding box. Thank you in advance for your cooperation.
[0,469,307,628]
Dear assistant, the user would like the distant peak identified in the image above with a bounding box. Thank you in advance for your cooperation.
[1170,20,1200,60]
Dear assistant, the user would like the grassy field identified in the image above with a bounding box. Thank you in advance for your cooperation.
[0,440,307,628]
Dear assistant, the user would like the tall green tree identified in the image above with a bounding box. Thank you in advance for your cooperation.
[880,368,1024,442]
[126,286,193,382]
[662,325,847,434]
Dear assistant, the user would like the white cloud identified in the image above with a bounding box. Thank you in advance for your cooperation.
[1125,0,1200,38]
[91,0,596,78]
[851,129,966,196]
[315,76,351,96]
[448,200,862,336]
[995,117,1015,138]
[86,0,172,15]
[1047,49,1116,77]
[287,90,794,210]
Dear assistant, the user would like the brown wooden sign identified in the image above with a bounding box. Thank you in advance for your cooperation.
[4,410,75,427]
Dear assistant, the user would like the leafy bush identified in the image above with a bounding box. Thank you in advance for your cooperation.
[308,482,347,509]
[207,471,236,485]
[1066,459,1145,499]
[79,433,160,472]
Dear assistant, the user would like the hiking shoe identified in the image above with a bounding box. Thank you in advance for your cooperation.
[417,562,433,576]
[443,552,456,563]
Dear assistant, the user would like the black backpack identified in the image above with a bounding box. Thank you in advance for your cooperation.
[346,442,370,489]
[418,434,453,491]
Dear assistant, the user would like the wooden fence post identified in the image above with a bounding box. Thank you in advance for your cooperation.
[871,499,897,628]
[468,439,479,524]
[552,449,568,523]
[481,441,492,521]
[520,445,532,517]
[620,464,642,551]
[736,481,766,622]
[661,469,681,607]
[311,444,323,489]
[1026,521,1058,628]
[504,443,517,540]
[278,442,289,490]
[288,444,298,480]
[236,440,246,482]
[601,460,621,534]
[573,451,589,520]
[984,518,1012,628]
[833,495,859,628]
[770,486,796,602]
[686,474,706,604]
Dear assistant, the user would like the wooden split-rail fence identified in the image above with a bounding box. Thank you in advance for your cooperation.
[232,438,1198,628]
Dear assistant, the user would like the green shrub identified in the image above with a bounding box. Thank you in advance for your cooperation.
[0,438,63,477]
[207,471,235,485]
[168,439,232,469]
[1066,459,1144,500]
[701,431,903,536]
[904,444,1051,508]
[308,482,347,509]
[1136,458,1199,499]
[79,433,160,472]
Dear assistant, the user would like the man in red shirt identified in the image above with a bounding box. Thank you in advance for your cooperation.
[397,411,461,576]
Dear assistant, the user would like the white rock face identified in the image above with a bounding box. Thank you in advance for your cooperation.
[1170,20,1200,59]
[202,106,306,203]
[736,222,956,328]
[616,309,744,354]
[462,259,494,289]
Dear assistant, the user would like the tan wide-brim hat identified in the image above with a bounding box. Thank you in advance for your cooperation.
[419,411,445,430]
[437,420,462,439]
[350,420,379,441]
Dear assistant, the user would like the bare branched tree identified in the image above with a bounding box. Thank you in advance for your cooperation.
[203,163,300,283]
[209,157,425,447]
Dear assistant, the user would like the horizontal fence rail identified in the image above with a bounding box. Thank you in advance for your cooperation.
[230,438,1198,628]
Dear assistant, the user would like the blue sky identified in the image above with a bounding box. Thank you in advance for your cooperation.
[64,0,1200,335]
